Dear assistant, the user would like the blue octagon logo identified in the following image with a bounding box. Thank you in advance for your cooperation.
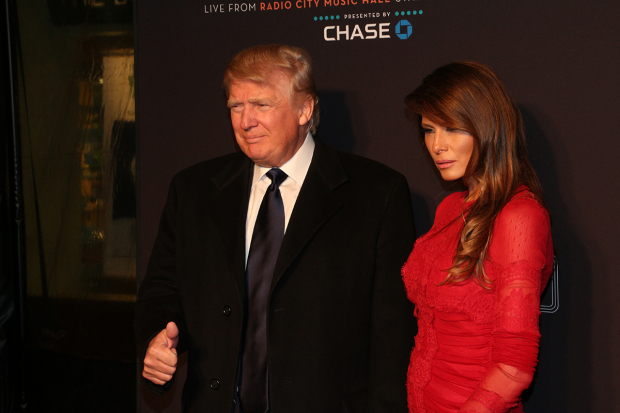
[395,20,412,39]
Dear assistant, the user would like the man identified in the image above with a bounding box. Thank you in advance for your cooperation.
[135,44,415,413]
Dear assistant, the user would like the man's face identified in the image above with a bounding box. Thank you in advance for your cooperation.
[227,73,312,168]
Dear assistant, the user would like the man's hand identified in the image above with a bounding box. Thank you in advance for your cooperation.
[143,321,179,385]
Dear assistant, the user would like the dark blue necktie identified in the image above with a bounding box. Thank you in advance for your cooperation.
[240,168,288,413]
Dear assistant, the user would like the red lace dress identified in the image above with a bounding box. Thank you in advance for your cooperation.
[402,189,553,413]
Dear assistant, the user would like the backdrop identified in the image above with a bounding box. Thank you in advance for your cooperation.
[135,1,620,411]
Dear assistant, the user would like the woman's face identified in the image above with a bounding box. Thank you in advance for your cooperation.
[422,116,475,185]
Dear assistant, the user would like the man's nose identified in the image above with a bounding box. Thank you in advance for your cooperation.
[239,107,257,130]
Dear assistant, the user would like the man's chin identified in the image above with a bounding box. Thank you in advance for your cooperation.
[245,152,273,168]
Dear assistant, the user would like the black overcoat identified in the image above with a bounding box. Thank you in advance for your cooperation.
[135,140,416,412]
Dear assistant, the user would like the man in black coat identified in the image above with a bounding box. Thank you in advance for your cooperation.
[135,44,416,413]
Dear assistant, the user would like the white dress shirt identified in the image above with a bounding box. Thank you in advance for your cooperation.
[245,133,315,264]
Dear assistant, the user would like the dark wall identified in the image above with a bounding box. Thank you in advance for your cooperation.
[136,1,620,411]
[1,0,22,409]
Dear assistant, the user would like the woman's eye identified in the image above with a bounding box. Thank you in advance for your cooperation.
[421,128,433,134]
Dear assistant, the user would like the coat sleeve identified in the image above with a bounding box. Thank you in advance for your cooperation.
[135,176,189,394]
[367,173,417,413]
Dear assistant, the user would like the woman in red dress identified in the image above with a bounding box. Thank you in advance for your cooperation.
[402,62,553,413]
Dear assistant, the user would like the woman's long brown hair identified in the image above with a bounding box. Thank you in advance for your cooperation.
[405,61,546,288]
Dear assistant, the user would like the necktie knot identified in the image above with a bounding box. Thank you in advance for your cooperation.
[266,168,288,189]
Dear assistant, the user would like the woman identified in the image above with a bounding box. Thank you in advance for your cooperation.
[402,62,553,413]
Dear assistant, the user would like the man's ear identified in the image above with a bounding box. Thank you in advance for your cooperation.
[298,96,314,126]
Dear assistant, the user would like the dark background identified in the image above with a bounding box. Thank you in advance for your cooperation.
[136,1,620,412]
[2,0,137,411]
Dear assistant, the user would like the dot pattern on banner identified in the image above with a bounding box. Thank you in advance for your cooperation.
[315,12,421,21]
[315,15,341,20]
[395,10,423,17]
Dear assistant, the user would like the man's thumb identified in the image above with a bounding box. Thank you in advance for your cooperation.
[164,321,179,348]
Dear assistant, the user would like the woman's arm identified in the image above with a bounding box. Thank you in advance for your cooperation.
[460,197,553,413]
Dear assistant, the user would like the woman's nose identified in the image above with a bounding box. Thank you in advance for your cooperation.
[431,131,448,154]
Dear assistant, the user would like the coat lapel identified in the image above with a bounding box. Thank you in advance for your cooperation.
[208,154,253,300]
[271,140,348,291]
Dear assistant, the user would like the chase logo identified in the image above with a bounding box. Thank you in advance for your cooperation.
[395,19,412,39]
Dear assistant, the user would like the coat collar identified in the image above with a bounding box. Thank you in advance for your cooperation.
[208,153,254,301]
[271,139,348,291]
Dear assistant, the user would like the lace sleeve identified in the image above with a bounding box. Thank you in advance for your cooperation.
[459,196,553,413]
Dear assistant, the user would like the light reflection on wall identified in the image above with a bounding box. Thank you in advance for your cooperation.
[77,49,136,301]
[101,51,135,300]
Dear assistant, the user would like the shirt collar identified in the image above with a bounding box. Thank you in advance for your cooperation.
[251,132,315,187]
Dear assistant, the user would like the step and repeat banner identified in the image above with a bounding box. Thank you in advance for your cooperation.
[136,1,620,411]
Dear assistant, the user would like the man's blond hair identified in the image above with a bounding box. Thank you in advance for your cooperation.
[223,44,320,134]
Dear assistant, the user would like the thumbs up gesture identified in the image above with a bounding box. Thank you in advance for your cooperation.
[143,322,180,385]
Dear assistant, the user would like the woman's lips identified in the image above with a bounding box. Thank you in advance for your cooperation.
[436,160,455,169]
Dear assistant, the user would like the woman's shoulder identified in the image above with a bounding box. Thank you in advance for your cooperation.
[497,186,550,228]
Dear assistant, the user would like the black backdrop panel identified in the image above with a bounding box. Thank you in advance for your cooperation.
[136,1,620,411]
